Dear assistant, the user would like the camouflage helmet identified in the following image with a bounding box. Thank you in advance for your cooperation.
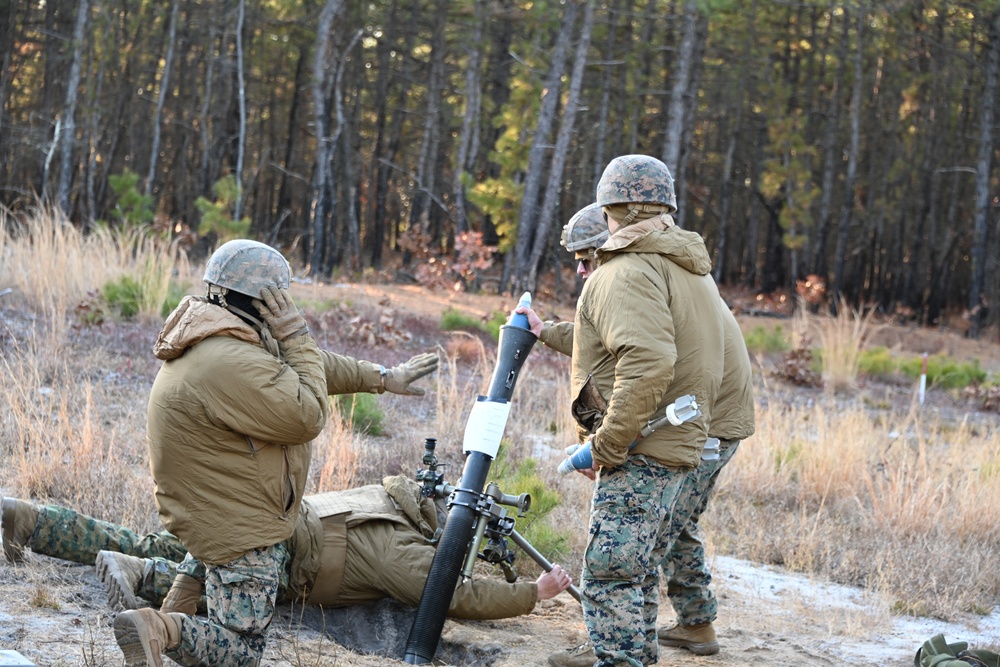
[561,203,609,253]
[203,239,291,298]
[596,154,677,213]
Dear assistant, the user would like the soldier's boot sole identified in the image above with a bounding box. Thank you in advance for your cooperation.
[96,550,141,610]
[113,611,165,667]
[658,637,720,656]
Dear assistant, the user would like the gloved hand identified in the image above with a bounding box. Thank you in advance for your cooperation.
[254,286,309,342]
[383,352,439,396]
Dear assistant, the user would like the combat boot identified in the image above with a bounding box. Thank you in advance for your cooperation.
[2,497,40,563]
[159,573,203,615]
[96,550,149,610]
[113,608,183,667]
[657,621,719,655]
[547,643,596,667]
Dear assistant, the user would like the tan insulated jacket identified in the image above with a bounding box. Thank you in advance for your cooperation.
[541,300,753,443]
[148,296,381,564]
[297,476,538,619]
[712,306,755,441]
[571,219,726,470]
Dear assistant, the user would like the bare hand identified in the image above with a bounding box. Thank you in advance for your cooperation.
[514,306,544,337]
[535,564,572,600]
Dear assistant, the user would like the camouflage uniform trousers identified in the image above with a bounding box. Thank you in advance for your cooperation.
[166,543,289,667]
[581,454,686,667]
[658,439,740,628]
[27,503,210,603]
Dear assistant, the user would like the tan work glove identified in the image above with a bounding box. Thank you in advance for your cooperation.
[254,286,309,341]
[383,352,439,396]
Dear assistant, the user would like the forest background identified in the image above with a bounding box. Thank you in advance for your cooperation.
[3,0,1000,335]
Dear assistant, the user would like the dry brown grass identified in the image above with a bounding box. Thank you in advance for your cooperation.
[712,395,1000,618]
[804,298,880,394]
[1,206,188,332]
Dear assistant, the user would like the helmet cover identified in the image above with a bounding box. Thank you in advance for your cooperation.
[203,239,291,298]
[595,154,677,212]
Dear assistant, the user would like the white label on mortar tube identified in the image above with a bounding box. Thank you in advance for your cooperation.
[462,397,512,458]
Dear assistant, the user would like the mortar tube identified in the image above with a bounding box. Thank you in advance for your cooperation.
[403,321,536,664]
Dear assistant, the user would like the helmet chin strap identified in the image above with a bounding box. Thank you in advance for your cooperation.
[206,283,281,357]
[206,283,229,308]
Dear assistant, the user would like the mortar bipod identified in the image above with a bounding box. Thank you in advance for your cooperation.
[458,482,530,582]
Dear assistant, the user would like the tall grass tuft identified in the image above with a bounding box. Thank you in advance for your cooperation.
[310,398,362,493]
[0,207,188,332]
[806,298,880,394]
[0,346,158,533]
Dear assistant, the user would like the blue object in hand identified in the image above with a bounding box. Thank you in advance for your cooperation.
[557,394,702,474]
[508,292,532,330]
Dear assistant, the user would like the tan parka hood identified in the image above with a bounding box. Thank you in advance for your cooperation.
[596,216,713,276]
[152,296,263,361]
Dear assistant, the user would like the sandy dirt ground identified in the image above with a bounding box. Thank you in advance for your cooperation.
[2,547,999,666]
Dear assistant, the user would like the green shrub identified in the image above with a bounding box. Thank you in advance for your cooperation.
[489,453,569,562]
[108,169,154,228]
[161,281,188,318]
[440,308,483,333]
[441,307,508,341]
[196,175,251,242]
[898,354,987,389]
[483,310,507,341]
[744,324,789,354]
[336,393,385,435]
[857,346,897,380]
[101,275,143,319]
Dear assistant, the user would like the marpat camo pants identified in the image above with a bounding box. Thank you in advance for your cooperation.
[660,439,741,627]
[581,454,686,667]
[166,543,289,667]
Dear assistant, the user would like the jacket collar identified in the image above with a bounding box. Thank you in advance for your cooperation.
[153,296,262,360]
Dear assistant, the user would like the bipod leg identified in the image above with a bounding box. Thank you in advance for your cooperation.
[509,529,581,603]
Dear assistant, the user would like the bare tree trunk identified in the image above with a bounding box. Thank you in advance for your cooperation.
[272,45,307,245]
[145,0,179,198]
[452,0,486,234]
[968,10,1000,338]
[674,7,706,231]
[527,0,595,291]
[0,0,21,163]
[811,13,848,278]
[309,0,345,274]
[831,7,865,309]
[592,0,620,186]
[509,1,578,293]
[199,3,221,197]
[331,29,364,268]
[55,0,89,217]
[661,0,697,185]
[234,0,247,220]
[408,0,449,241]
[366,0,405,265]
